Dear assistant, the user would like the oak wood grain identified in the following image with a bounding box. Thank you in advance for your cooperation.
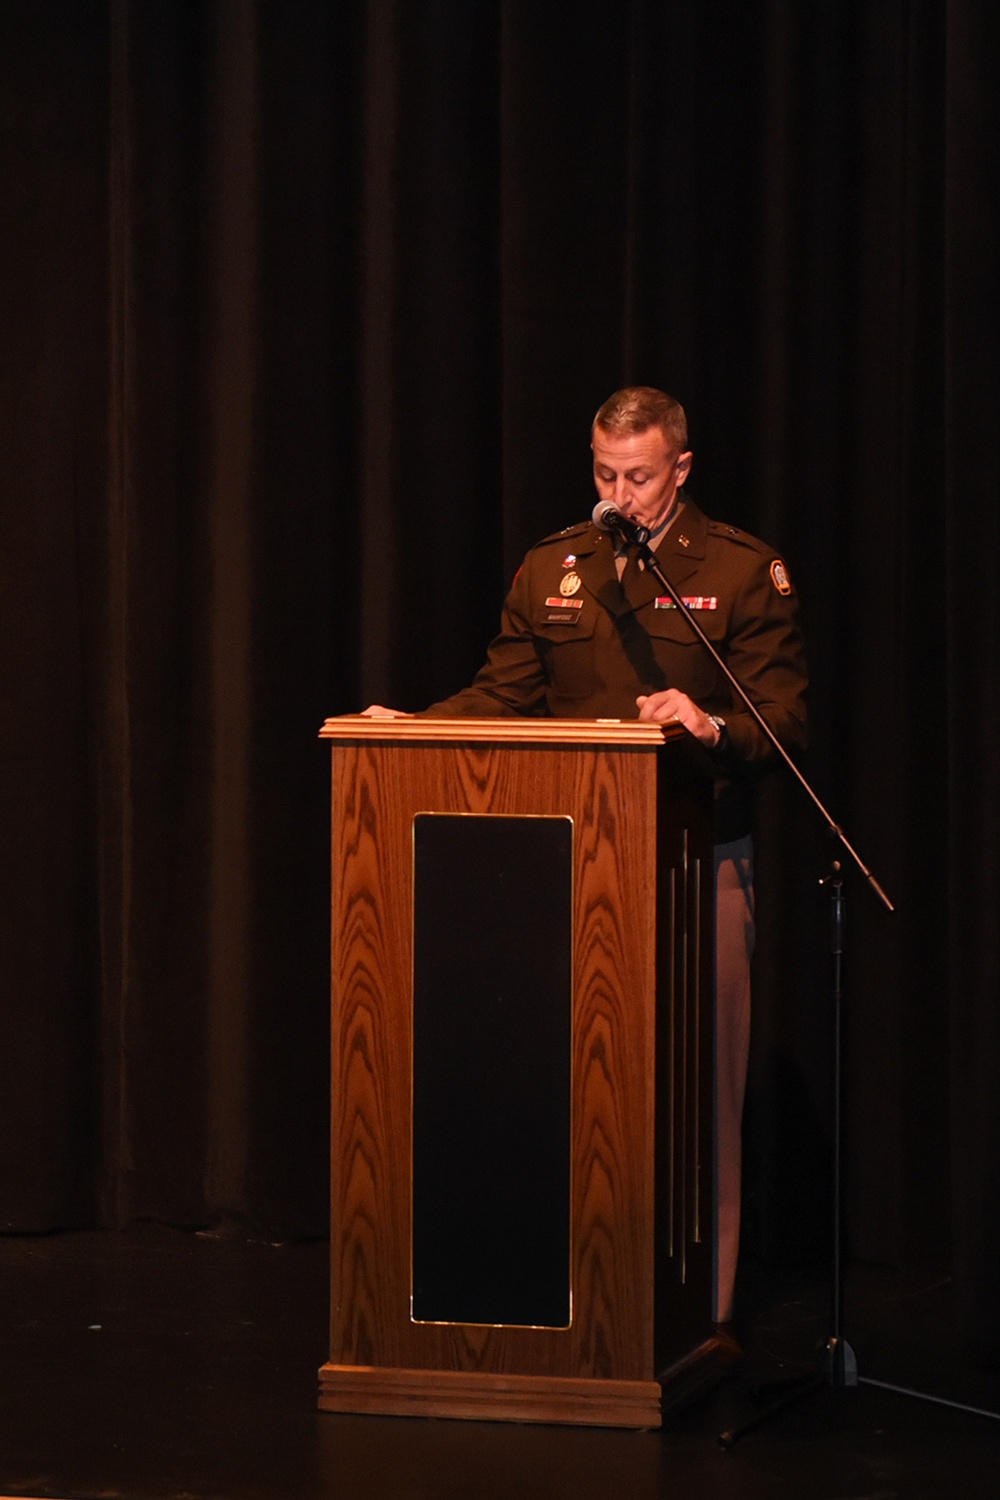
[323,724,713,1426]
[318,1362,662,1428]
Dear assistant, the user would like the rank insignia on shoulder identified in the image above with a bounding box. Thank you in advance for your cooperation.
[770,560,792,595]
[562,553,576,568]
[560,571,582,596]
[655,596,718,611]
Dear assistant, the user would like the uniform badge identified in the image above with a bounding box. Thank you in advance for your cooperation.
[678,534,691,548]
[770,560,792,595]
[562,553,576,568]
[560,571,582,597]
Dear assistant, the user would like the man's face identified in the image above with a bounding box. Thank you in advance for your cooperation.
[591,425,692,533]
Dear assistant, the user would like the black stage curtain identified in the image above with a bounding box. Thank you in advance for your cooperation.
[1,1,998,1358]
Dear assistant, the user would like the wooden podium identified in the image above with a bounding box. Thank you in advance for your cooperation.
[318,716,718,1428]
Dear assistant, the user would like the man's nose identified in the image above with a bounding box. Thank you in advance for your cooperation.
[614,477,631,509]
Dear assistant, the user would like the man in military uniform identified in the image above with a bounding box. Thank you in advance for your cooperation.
[366,387,808,1330]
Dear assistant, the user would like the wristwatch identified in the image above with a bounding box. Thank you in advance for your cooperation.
[706,715,728,749]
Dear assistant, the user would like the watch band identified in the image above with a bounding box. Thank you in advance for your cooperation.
[707,714,728,749]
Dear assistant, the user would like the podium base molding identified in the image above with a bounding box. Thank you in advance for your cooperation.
[318,1362,663,1428]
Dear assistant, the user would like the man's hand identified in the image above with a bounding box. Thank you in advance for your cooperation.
[636,689,721,748]
[361,705,413,717]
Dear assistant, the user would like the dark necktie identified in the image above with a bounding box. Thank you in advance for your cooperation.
[620,548,643,600]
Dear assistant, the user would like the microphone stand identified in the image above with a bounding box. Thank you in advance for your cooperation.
[609,509,892,910]
[600,509,1000,1443]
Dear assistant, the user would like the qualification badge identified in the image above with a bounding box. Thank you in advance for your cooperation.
[560,572,582,597]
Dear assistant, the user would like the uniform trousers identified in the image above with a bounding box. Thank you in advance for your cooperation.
[713,835,755,1324]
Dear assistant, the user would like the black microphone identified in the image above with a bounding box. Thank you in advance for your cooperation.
[591,499,650,547]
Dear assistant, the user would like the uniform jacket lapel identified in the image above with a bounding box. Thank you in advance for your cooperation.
[646,500,708,598]
[567,501,709,618]
[582,499,710,614]
[572,529,627,616]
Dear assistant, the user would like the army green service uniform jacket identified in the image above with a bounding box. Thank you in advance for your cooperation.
[426,499,808,842]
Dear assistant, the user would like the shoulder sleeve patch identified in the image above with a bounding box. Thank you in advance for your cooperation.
[770,559,792,595]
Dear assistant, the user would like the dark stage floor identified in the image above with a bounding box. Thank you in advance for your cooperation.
[2,1227,999,1500]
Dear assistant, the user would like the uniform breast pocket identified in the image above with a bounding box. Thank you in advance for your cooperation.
[643,606,727,701]
[534,612,598,700]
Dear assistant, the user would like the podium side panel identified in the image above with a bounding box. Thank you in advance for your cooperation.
[655,741,716,1372]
